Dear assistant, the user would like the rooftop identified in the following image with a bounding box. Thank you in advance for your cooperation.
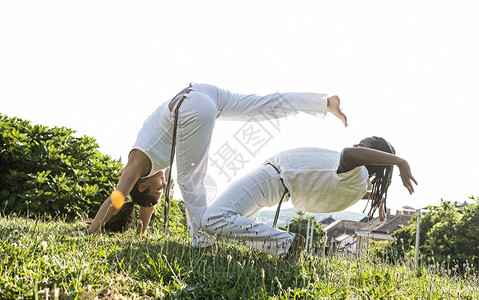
[356,214,413,235]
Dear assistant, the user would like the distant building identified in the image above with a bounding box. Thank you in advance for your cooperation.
[334,233,357,252]
[359,216,370,223]
[324,219,366,251]
[439,198,470,210]
[355,209,414,251]
[318,216,336,226]
[453,201,469,210]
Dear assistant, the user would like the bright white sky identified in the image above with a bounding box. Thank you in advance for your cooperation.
[1,1,478,216]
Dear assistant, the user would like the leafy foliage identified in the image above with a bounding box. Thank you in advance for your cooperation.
[372,197,479,270]
[453,200,479,266]
[279,211,326,251]
[0,114,123,220]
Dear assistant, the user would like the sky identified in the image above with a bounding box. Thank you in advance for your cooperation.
[1,1,478,216]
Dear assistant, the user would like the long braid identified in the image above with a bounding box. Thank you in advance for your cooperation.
[364,137,396,219]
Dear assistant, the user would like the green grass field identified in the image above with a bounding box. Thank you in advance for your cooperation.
[1,215,478,299]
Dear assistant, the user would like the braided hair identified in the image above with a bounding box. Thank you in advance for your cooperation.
[364,136,396,219]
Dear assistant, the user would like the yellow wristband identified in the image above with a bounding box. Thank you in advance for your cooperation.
[110,190,125,209]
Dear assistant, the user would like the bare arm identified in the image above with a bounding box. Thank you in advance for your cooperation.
[88,150,151,234]
[338,147,418,195]
[88,197,119,234]
[137,206,156,234]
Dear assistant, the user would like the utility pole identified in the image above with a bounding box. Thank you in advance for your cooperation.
[415,208,421,267]
[310,218,314,253]
[305,218,311,252]
[403,205,421,268]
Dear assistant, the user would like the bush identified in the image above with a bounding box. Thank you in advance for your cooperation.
[0,114,123,220]
[453,201,479,267]
[372,198,479,271]
[279,211,326,252]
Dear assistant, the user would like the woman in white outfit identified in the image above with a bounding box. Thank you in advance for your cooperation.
[200,137,417,258]
[88,83,348,248]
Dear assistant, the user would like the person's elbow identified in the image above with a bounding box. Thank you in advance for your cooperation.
[339,147,357,170]
[341,147,356,160]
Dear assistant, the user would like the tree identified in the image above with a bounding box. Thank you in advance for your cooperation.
[373,198,479,271]
[280,211,325,251]
[453,198,479,267]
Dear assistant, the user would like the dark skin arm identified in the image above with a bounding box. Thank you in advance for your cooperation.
[337,147,418,195]
[88,150,151,234]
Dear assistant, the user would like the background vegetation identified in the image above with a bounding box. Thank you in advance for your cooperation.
[370,198,479,270]
[279,211,326,251]
[1,114,123,220]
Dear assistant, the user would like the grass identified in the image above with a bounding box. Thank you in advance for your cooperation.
[1,215,478,299]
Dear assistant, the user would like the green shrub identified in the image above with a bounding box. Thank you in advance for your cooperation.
[279,211,326,252]
[453,201,479,267]
[372,198,479,271]
[0,113,123,220]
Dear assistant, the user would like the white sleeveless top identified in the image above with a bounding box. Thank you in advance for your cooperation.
[267,147,370,213]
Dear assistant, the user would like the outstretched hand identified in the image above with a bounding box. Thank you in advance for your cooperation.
[397,161,418,194]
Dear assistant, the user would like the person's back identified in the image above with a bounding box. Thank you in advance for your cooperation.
[267,147,369,213]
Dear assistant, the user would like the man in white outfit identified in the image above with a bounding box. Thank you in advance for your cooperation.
[88,83,348,248]
[200,137,417,259]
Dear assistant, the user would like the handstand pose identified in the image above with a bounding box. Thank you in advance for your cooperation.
[200,137,418,258]
[88,83,347,247]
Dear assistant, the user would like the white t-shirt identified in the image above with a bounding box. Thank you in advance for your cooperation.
[267,147,370,213]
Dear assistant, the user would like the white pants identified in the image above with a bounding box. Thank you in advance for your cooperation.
[171,84,327,247]
[200,164,293,256]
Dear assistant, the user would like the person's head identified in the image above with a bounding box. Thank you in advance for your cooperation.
[130,170,166,207]
[355,136,396,218]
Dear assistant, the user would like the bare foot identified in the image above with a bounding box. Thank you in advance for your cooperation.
[327,96,348,127]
